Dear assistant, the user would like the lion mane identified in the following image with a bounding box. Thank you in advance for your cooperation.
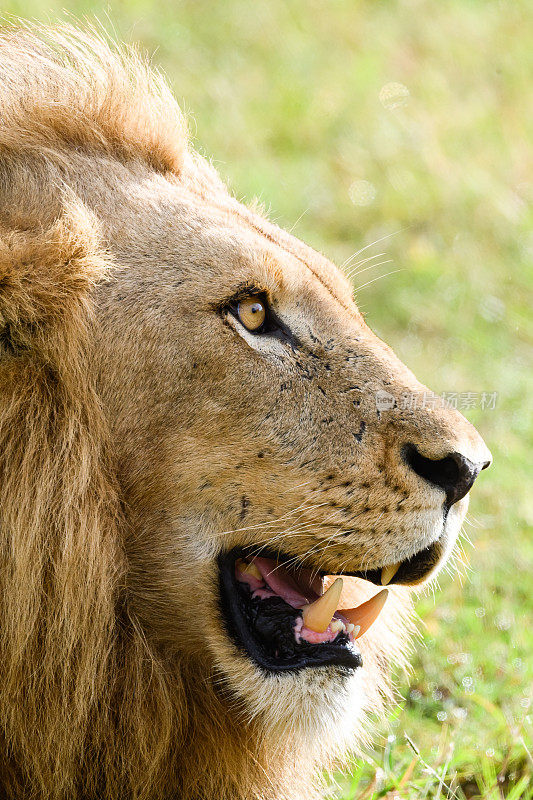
[0,24,208,800]
[0,23,420,800]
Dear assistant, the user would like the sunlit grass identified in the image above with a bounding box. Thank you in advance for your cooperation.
[2,1,531,797]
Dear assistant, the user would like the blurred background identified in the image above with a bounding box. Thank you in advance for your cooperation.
[4,1,532,797]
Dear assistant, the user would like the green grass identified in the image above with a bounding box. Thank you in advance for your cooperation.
[3,1,532,796]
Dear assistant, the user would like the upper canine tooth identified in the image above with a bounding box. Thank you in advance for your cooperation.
[381,561,401,586]
[302,578,343,633]
[341,588,389,639]
[236,559,262,581]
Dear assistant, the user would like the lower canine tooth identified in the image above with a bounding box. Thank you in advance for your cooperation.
[381,561,401,586]
[302,578,343,633]
[341,588,389,639]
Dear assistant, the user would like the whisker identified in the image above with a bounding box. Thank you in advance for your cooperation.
[341,227,408,265]
[287,207,309,234]
[345,260,394,284]
[355,269,403,293]
[346,258,394,281]
[172,498,325,541]
[280,480,314,494]
[341,250,386,272]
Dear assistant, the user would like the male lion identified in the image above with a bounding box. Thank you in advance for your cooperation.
[0,23,491,800]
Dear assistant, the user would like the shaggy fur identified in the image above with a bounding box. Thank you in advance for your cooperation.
[0,23,490,800]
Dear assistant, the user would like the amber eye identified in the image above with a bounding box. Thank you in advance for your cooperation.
[237,295,267,331]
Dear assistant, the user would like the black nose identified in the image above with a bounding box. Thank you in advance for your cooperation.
[403,444,490,507]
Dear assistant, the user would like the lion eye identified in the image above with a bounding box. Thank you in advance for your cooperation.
[237,296,267,332]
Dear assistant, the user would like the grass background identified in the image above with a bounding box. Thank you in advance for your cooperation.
[3,1,532,797]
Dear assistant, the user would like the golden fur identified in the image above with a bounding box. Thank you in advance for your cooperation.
[0,23,490,800]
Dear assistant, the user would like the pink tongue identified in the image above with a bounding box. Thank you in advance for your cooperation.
[253,557,316,608]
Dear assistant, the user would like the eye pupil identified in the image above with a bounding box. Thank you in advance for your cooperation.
[237,295,267,331]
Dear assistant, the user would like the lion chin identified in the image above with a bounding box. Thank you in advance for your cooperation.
[0,22,491,800]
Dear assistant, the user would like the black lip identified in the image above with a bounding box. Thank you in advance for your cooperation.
[347,535,446,586]
[218,549,362,674]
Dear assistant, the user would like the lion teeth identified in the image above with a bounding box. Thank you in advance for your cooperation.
[302,577,343,633]
[341,588,389,640]
[235,559,262,581]
[346,623,360,637]
[381,561,401,586]
[330,618,345,634]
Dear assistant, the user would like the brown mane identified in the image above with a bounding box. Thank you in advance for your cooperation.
[0,23,186,173]
[0,25,186,799]
[0,204,180,798]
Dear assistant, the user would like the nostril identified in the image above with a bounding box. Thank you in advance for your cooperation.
[402,444,484,508]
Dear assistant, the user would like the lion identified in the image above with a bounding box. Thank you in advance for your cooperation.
[0,23,491,800]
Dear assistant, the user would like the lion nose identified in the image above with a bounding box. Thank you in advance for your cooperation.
[403,444,491,507]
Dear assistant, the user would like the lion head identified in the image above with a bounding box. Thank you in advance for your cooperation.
[0,24,490,800]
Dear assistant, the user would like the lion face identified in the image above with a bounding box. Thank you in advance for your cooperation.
[0,25,493,798]
[92,172,490,746]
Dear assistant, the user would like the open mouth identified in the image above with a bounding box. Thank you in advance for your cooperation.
[218,538,444,673]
